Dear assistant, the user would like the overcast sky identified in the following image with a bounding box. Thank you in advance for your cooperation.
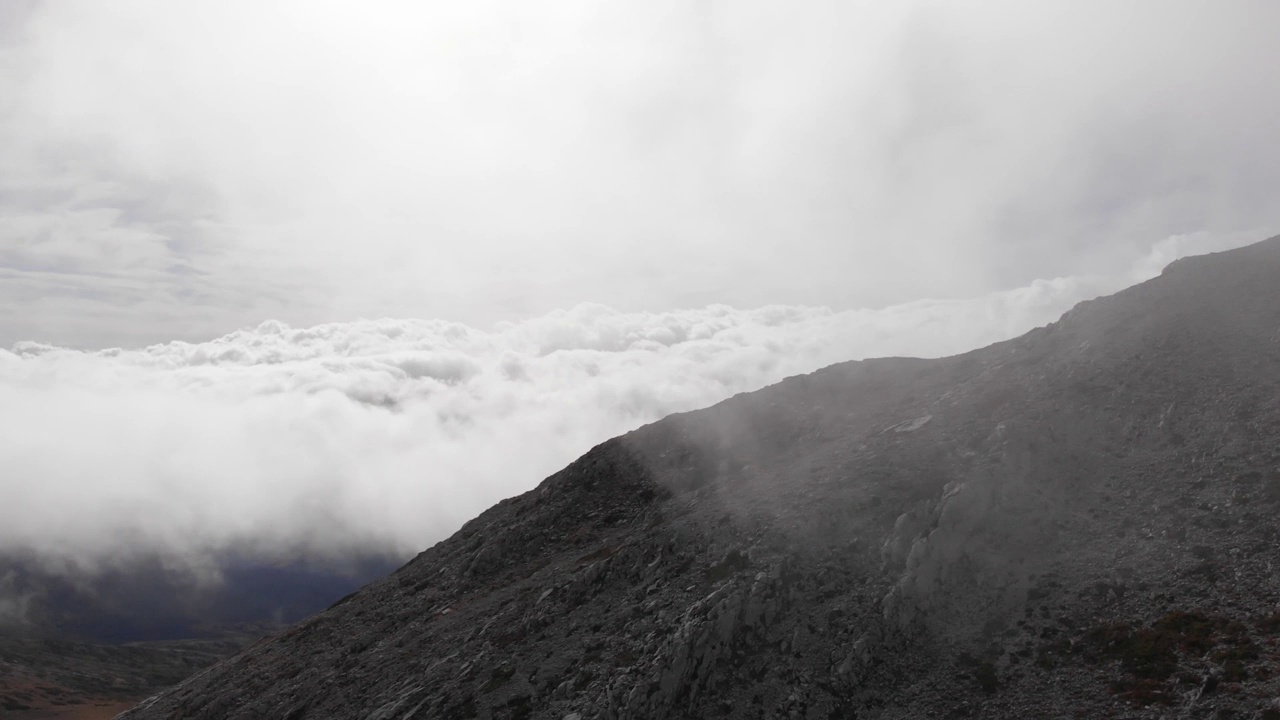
[2,0,1277,349]
[1,2,1278,577]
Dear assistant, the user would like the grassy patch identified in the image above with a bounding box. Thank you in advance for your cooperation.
[1040,610,1265,706]
[1082,622,1178,679]
[1255,612,1280,635]
[1211,641,1260,682]
[1082,611,1243,679]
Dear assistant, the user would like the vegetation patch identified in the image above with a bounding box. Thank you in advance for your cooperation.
[1255,612,1280,635]
[1083,622,1179,679]
[1038,610,1265,706]
[1211,641,1260,682]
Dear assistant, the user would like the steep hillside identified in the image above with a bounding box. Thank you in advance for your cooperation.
[122,237,1280,719]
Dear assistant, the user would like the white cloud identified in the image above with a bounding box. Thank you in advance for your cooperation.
[2,2,1279,348]
[0,234,1252,569]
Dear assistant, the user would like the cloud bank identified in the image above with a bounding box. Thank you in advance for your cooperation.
[2,1,1279,347]
[0,234,1253,570]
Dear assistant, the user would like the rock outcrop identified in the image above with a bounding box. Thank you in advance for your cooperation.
[122,236,1280,719]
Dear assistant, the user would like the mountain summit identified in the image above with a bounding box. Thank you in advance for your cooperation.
[122,237,1280,719]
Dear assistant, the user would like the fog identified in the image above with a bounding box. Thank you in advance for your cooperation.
[0,233,1255,570]
[2,1,1278,348]
[1,2,1278,574]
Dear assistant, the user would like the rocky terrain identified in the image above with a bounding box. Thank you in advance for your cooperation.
[121,236,1280,719]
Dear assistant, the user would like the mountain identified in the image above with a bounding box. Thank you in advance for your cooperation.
[120,237,1280,719]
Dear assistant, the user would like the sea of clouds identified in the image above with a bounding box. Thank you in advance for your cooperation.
[0,234,1257,571]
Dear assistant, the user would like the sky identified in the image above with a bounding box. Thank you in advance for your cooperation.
[2,1,1278,349]
[1,1,1278,574]
[0,232,1259,574]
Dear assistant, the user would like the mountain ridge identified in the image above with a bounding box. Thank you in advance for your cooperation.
[121,235,1280,719]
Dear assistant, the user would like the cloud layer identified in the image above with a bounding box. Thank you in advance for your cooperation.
[0,234,1253,570]
[2,2,1279,347]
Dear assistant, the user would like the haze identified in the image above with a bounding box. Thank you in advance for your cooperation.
[1,1,1277,574]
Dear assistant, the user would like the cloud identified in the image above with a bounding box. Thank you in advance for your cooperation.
[0,234,1253,570]
[0,568,43,629]
[1,2,1278,348]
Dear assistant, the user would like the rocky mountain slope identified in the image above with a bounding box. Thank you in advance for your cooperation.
[121,237,1280,719]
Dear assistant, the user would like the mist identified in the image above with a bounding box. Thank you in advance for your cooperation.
[0,233,1255,573]
[2,1,1278,577]
[3,1,1279,349]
